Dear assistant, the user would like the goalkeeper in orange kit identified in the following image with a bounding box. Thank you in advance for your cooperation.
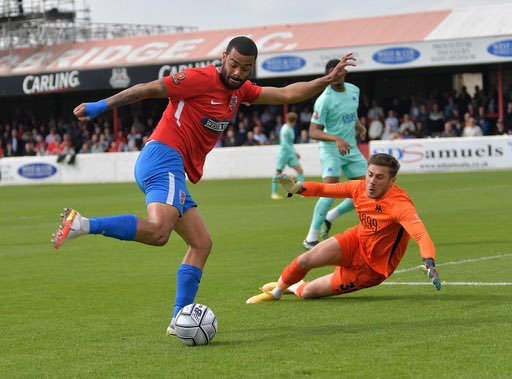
[247,153,441,304]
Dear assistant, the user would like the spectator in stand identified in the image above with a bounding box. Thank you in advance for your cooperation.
[452,119,464,137]
[399,114,415,134]
[253,124,268,145]
[414,122,427,138]
[409,98,420,120]
[458,86,471,115]
[8,129,23,156]
[441,121,457,138]
[223,127,239,147]
[298,129,310,144]
[45,127,59,146]
[367,99,384,120]
[444,97,458,119]
[237,118,249,145]
[503,102,512,133]
[368,118,384,140]
[268,130,278,145]
[243,131,258,146]
[495,119,508,135]
[24,141,37,156]
[381,123,397,140]
[475,106,490,135]
[462,117,483,137]
[4,143,14,157]
[384,110,399,134]
[299,108,312,131]
[104,127,114,147]
[90,134,102,153]
[260,109,273,129]
[428,103,444,134]
[79,142,90,154]
[127,126,142,151]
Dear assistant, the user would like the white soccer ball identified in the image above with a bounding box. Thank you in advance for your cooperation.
[174,304,218,346]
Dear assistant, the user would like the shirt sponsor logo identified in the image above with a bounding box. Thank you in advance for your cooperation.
[201,118,230,133]
[262,55,306,72]
[17,163,57,179]
[22,70,80,94]
[487,40,512,57]
[372,47,420,64]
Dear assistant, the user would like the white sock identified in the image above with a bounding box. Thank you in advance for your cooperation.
[306,227,319,242]
[271,287,283,299]
[79,216,90,234]
[326,208,339,223]
[287,280,305,295]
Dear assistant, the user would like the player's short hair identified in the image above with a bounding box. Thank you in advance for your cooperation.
[286,112,298,124]
[325,59,340,74]
[226,36,258,59]
[367,153,401,178]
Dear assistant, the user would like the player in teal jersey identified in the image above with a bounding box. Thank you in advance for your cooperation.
[303,59,367,250]
[272,112,305,199]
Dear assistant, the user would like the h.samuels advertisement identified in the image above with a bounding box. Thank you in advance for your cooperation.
[370,136,512,173]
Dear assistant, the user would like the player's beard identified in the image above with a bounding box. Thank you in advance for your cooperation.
[219,64,246,90]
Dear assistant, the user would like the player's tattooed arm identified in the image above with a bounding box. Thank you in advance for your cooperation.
[73,79,168,122]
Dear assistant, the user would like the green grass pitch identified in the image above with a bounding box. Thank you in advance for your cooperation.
[1,171,511,377]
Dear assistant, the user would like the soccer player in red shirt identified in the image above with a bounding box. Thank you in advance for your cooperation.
[246,153,441,304]
[51,37,356,333]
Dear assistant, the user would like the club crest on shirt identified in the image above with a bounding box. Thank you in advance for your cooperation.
[172,71,186,85]
[229,95,239,110]
[313,111,319,119]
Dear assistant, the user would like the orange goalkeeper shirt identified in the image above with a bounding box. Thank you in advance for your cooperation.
[302,180,436,277]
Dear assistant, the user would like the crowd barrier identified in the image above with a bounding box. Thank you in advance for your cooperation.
[1,137,510,186]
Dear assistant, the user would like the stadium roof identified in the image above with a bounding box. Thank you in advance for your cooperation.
[1,4,512,94]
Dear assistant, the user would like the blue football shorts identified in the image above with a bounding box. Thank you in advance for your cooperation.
[134,141,196,215]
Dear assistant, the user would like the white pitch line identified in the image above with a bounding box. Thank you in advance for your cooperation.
[394,253,512,274]
[384,281,512,286]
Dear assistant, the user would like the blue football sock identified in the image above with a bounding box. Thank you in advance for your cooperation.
[173,264,203,317]
[89,214,138,240]
[326,198,355,222]
[311,197,335,230]
[297,174,305,182]
[271,181,279,195]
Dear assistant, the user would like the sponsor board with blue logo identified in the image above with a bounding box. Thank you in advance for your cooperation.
[372,47,420,64]
[487,40,512,57]
[262,56,306,72]
[17,163,58,179]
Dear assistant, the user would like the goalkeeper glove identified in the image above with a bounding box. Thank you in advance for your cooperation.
[419,257,441,291]
[272,174,304,197]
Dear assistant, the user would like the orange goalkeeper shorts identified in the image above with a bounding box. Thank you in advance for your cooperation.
[331,226,386,295]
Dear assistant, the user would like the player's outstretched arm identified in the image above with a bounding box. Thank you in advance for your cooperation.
[254,53,356,105]
[73,79,169,122]
[273,174,354,198]
[419,258,442,291]
[399,211,441,290]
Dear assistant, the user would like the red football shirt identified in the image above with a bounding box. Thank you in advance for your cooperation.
[149,65,262,183]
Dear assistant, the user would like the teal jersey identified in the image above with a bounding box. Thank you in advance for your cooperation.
[278,124,295,155]
[311,82,360,154]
